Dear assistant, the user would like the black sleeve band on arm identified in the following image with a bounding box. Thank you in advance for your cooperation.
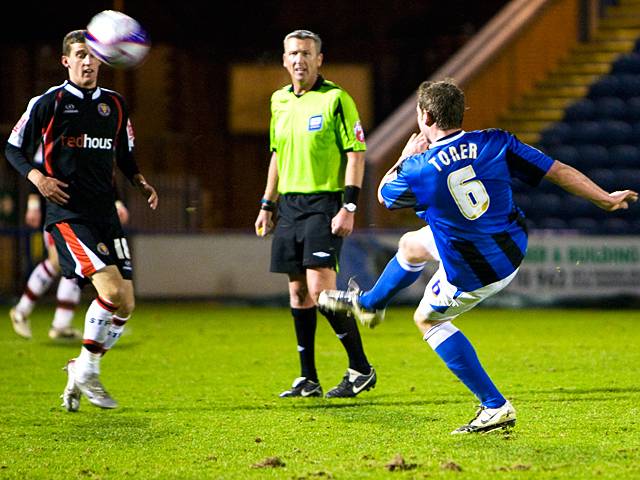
[344,185,360,206]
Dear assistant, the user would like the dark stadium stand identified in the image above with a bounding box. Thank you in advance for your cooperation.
[531,40,640,234]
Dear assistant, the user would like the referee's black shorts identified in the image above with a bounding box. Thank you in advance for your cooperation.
[270,192,343,275]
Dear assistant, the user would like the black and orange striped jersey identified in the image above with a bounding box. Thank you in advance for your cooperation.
[6,80,140,228]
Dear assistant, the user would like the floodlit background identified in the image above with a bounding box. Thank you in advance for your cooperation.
[0,0,638,305]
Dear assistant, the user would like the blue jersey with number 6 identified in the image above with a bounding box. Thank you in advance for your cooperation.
[380,129,554,291]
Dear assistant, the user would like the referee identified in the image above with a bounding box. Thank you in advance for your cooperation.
[255,30,376,398]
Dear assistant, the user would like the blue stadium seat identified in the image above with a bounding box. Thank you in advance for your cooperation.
[545,145,580,165]
[615,74,640,99]
[611,53,640,74]
[608,145,640,168]
[512,192,533,212]
[539,122,572,147]
[627,97,640,122]
[532,193,563,217]
[588,168,618,191]
[588,75,620,98]
[601,218,632,234]
[561,195,596,218]
[535,217,569,230]
[616,168,640,189]
[595,97,627,120]
[563,98,595,121]
[568,217,600,232]
[597,120,632,145]
[576,144,610,170]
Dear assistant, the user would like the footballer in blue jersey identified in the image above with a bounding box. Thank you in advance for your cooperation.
[320,79,637,434]
[381,128,554,292]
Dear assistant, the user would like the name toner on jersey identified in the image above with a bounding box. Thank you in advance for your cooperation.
[428,143,478,172]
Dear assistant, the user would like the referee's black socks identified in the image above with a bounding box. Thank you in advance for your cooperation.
[291,307,319,382]
[319,306,370,374]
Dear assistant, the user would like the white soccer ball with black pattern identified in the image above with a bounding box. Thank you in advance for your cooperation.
[85,10,150,69]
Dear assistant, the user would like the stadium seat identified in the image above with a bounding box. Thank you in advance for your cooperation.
[608,145,640,168]
[576,144,610,170]
[615,74,640,99]
[532,193,563,217]
[626,97,640,122]
[611,52,640,74]
[588,75,620,98]
[568,217,600,232]
[631,121,640,144]
[545,145,580,165]
[535,217,569,230]
[539,122,572,147]
[512,192,533,212]
[616,168,640,189]
[601,218,633,234]
[588,168,618,191]
[595,97,627,120]
[597,120,632,146]
[560,195,596,218]
[567,121,602,145]
[563,98,595,121]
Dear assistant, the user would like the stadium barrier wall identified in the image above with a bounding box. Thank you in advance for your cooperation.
[132,232,640,306]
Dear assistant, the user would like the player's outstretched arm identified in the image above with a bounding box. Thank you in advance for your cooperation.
[545,160,638,211]
[132,173,158,210]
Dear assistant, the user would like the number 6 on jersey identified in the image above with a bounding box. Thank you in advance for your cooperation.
[447,165,490,220]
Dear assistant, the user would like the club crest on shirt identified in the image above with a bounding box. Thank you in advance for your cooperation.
[308,115,323,131]
[354,121,365,142]
[97,103,111,117]
[97,243,110,255]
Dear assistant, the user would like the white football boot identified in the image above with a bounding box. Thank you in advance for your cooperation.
[75,373,118,409]
[318,278,385,328]
[9,308,32,339]
[60,359,81,412]
[451,400,516,434]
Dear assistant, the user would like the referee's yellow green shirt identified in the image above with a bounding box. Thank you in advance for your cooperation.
[270,76,367,194]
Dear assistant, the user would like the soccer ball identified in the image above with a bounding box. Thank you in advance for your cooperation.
[85,10,150,69]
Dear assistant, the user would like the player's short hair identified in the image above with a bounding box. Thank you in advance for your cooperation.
[62,30,86,56]
[283,29,322,54]
[417,79,465,129]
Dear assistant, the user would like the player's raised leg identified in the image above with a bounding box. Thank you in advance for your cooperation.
[319,228,436,328]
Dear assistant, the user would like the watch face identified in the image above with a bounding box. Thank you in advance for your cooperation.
[343,203,357,213]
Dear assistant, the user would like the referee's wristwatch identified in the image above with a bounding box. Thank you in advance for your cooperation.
[342,202,357,213]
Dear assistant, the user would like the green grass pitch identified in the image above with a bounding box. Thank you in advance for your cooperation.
[0,303,638,479]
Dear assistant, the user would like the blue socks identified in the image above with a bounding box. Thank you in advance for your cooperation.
[424,322,505,408]
[359,254,426,310]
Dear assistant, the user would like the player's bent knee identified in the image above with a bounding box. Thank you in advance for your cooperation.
[399,232,432,264]
[413,310,435,331]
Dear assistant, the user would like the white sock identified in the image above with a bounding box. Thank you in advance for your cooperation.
[103,315,130,353]
[75,297,118,379]
[75,347,103,381]
[82,297,117,343]
[52,277,81,330]
[16,259,57,315]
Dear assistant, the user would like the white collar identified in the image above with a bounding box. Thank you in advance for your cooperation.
[430,130,466,148]
[63,81,102,100]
